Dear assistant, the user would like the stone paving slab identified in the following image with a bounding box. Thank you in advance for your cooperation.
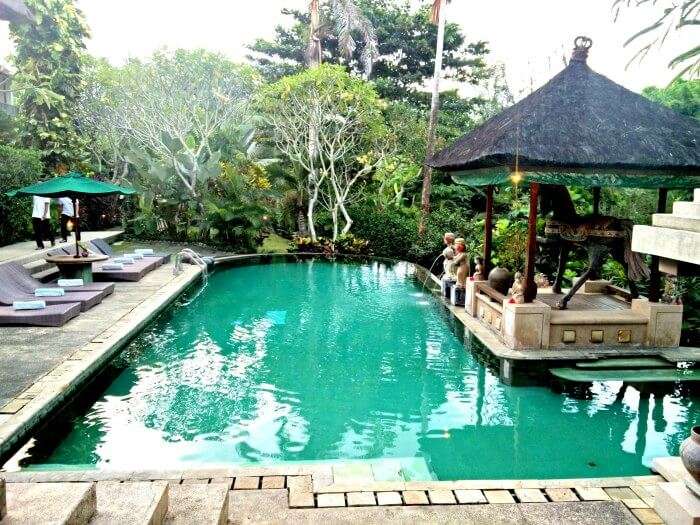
[230,495,640,525]
[4,482,96,524]
[166,482,229,525]
[454,489,487,504]
[346,491,376,507]
[402,490,429,505]
[484,489,516,504]
[545,487,579,502]
[91,481,168,525]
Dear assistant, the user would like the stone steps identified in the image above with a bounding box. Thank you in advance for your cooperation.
[672,200,700,219]
[2,482,96,524]
[91,481,168,525]
[0,481,231,524]
[165,482,229,525]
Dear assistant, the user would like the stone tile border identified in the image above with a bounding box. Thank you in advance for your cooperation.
[0,264,203,462]
[0,468,664,522]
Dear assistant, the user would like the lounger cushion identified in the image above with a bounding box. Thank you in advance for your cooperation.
[0,302,81,327]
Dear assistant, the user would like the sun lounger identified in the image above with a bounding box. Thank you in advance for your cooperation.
[0,262,114,297]
[0,278,103,312]
[92,263,151,282]
[0,302,81,327]
[90,238,171,266]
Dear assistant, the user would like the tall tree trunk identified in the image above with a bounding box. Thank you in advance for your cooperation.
[297,193,309,235]
[418,0,447,236]
[306,0,322,67]
[331,205,339,241]
[339,200,353,235]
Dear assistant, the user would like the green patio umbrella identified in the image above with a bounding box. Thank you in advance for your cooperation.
[6,171,137,258]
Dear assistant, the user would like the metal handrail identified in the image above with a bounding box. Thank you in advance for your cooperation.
[173,249,208,281]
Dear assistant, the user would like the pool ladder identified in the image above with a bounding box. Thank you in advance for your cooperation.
[174,249,209,282]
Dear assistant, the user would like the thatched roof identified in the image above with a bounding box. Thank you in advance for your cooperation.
[429,37,700,177]
[0,0,31,23]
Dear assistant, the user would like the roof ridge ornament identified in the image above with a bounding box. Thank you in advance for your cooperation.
[571,36,592,63]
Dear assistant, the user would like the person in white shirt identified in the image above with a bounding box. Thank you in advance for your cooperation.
[58,196,75,243]
[31,195,54,249]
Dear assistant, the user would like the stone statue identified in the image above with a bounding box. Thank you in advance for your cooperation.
[442,232,456,278]
[535,273,550,288]
[508,271,526,304]
[452,238,470,288]
[472,257,485,281]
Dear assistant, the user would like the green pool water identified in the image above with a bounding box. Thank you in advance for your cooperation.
[16,259,699,479]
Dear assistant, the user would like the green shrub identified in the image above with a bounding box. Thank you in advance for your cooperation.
[348,203,417,259]
[408,207,480,268]
[0,145,44,246]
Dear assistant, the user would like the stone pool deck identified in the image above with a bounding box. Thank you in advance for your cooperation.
[0,262,203,462]
[0,465,665,523]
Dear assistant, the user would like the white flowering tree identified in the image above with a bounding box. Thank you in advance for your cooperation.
[261,64,392,241]
[77,50,259,198]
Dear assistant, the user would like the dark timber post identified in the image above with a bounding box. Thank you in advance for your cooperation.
[483,185,494,277]
[524,182,540,303]
[592,187,601,216]
[648,188,668,302]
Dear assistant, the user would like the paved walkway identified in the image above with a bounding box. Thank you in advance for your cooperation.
[0,230,123,264]
[0,263,195,409]
[0,467,663,524]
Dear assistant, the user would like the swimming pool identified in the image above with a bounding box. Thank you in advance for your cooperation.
[14,259,699,479]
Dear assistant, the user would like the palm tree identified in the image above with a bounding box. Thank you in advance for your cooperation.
[305,0,379,77]
[418,0,447,236]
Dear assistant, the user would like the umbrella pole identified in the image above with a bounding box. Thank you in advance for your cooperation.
[73,197,80,258]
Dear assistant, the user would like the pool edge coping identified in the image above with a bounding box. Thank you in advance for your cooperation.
[0,264,203,463]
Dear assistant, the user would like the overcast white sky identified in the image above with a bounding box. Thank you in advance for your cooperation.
[0,0,695,96]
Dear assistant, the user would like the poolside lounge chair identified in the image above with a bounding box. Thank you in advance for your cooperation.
[0,302,81,327]
[0,278,103,312]
[0,262,115,297]
[90,238,171,266]
[53,245,158,282]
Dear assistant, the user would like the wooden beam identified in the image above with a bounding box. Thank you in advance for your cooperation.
[483,185,494,277]
[648,188,668,302]
[524,182,540,303]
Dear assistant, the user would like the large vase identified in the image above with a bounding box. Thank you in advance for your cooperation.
[488,267,514,296]
[680,426,700,483]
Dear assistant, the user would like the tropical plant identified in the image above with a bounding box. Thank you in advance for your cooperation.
[248,0,490,105]
[306,0,378,76]
[10,0,90,170]
[93,50,259,200]
[0,145,44,245]
[260,65,393,241]
[613,0,700,80]
[642,78,700,118]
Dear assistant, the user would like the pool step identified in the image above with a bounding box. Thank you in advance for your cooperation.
[575,357,674,369]
[165,482,229,525]
[3,482,96,524]
[550,367,700,383]
[91,481,168,525]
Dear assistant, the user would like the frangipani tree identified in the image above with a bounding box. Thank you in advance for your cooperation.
[79,50,259,199]
[261,65,392,241]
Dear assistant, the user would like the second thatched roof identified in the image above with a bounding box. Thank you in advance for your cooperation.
[428,37,700,178]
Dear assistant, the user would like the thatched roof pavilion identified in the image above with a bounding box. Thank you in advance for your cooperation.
[0,0,31,23]
[429,37,700,188]
[429,37,700,304]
